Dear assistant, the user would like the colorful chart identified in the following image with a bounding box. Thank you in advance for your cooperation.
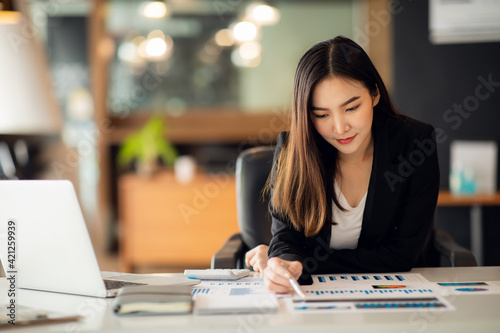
[438,282,487,286]
[304,288,434,296]
[286,297,452,313]
[455,288,488,292]
[353,298,447,309]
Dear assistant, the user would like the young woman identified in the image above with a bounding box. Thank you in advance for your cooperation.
[245,36,440,293]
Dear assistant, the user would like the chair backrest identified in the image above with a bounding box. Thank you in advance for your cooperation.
[235,146,275,250]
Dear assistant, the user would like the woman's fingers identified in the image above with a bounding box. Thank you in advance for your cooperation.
[271,258,302,279]
[264,275,293,294]
[245,245,269,272]
[245,247,258,267]
[264,266,291,293]
[286,261,303,280]
[263,258,303,293]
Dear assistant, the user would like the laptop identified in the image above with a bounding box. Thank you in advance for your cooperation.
[0,180,196,298]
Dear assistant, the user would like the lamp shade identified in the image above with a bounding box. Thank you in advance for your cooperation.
[0,11,61,135]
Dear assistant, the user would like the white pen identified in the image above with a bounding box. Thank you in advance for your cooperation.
[280,262,306,299]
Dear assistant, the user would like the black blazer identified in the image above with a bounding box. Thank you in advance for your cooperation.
[268,113,440,283]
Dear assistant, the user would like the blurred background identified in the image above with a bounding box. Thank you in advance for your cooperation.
[0,0,499,273]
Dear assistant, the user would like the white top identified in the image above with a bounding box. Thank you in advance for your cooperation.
[329,182,366,250]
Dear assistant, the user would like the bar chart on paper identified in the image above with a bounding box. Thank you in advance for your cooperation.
[192,277,267,296]
[287,273,454,313]
[303,273,439,299]
[312,273,425,284]
[286,296,453,313]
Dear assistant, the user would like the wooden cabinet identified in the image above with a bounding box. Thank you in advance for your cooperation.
[118,171,239,272]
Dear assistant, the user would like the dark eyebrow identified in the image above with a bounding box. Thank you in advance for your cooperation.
[340,96,360,107]
[311,105,328,111]
[311,96,361,111]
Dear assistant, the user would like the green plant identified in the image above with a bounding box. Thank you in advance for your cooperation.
[117,115,178,171]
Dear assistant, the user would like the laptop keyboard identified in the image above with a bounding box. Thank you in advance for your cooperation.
[103,279,147,290]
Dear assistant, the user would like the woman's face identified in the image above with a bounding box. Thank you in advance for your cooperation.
[310,76,379,159]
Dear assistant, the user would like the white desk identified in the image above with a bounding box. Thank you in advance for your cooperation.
[1,267,500,333]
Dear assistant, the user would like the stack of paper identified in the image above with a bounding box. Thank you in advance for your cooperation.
[194,294,278,315]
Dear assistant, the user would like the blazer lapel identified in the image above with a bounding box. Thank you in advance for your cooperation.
[359,115,401,247]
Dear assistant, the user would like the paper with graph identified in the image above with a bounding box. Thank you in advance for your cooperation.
[288,273,455,312]
[192,276,268,296]
[301,273,440,299]
[190,273,458,313]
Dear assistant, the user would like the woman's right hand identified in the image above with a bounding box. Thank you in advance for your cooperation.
[263,257,303,294]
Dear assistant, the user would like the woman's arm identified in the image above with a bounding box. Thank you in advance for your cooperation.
[267,208,309,261]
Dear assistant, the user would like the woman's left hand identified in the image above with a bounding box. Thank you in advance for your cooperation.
[245,245,269,272]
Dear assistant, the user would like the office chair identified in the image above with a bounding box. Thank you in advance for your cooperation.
[212,146,478,269]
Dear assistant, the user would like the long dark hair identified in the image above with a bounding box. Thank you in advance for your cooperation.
[268,36,399,237]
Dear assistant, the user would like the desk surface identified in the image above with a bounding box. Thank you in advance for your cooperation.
[438,190,500,206]
[1,267,499,333]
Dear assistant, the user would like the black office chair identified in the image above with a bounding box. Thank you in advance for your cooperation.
[212,146,477,269]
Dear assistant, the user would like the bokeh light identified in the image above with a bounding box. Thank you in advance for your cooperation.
[233,21,258,42]
[141,1,168,18]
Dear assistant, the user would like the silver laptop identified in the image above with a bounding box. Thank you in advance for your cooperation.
[0,180,193,297]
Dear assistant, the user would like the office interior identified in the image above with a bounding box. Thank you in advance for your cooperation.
[0,0,499,276]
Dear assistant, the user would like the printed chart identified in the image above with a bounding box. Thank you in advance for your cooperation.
[192,277,268,296]
[190,272,500,313]
[302,273,439,299]
[285,297,453,313]
[434,281,500,295]
[288,273,454,313]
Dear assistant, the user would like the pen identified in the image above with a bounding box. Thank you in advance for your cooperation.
[280,262,306,299]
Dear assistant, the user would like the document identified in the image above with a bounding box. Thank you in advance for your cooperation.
[301,273,442,299]
[284,273,455,313]
[190,275,278,315]
[194,294,279,315]
[435,281,500,295]
[0,305,81,328]
[285,297,454,313]
[192,276,268,296]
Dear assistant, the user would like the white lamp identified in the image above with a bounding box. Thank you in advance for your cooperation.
[0,11,62,135]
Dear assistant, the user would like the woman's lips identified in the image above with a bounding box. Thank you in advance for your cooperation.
[336,135,356,144]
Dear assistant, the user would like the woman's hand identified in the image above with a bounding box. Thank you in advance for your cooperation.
[263,257,303,294]
[245,245,269,272]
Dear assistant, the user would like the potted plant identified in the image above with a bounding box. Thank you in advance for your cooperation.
[117,115,178,177]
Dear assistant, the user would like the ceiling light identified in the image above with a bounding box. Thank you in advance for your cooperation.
[214,29,235,47]
[247,3,280,25]
[141,1,168,19]
[233,21,258,42]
